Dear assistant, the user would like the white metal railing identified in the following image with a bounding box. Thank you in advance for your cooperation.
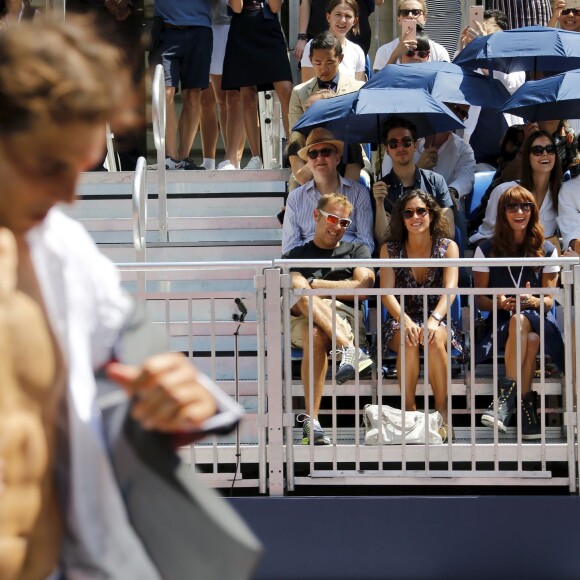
[131,157,147,261]
[115,257,580,496]
[152,63,168,242]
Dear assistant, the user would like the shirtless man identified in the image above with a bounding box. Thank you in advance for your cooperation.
[0,18,244,578]
[0,229,55,580]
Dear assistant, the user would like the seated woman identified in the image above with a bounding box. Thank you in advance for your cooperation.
[470,130,563,250]
[473,185,564,440]
[379,189,462,442]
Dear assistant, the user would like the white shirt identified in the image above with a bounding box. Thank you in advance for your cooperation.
[557,175,580,249]
[473,244,560,274]
[381,132,475,197]
[28,209,161,579]
[469,181,558,244]
[373,38,450,71]
[301,38,365,79]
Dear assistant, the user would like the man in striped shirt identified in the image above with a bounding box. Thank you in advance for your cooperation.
[282,127,375,255]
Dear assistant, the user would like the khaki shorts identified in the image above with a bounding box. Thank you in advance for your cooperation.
[290,299,367,349]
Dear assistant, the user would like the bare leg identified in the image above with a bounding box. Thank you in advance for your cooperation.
[301,325,331,417]
[389,330,421,413]
[223,85,246,166]
[200,87,218,162]
[505,315,540,395]
[240,86,261,158]
[210,74,228,150]
[177,88,202,160]
[164,86,179,159]
[273,79,293,139]
[426,327,449,423]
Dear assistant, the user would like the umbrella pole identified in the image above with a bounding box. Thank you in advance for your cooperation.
[377,114,382,180]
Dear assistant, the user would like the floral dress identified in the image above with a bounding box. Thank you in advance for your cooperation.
[382,237,466,360]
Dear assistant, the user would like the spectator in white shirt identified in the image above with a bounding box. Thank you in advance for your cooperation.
[373,0,449,72]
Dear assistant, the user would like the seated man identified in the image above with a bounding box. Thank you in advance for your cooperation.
[282,128,375,255]
[371,116,454,245]
[284,193,375,445]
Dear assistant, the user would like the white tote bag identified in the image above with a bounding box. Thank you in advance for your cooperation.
[363,404,443,445]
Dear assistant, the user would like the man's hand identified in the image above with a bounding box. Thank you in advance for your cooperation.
[372,181,389,205]
[106,353,218,432]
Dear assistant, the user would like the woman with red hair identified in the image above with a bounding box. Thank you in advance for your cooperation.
[473,185,564,439]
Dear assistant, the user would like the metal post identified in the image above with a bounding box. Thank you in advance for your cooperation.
[264,268,285,495]
[152,64,168,243]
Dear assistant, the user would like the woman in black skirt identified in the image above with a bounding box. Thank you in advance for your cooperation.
[222,0,293,169]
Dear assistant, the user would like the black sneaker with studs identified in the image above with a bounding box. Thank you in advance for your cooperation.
[521,390,541,440]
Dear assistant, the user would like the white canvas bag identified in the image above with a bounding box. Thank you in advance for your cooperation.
[363,404,443,445]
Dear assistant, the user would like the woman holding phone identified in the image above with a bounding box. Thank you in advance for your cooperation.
[373,0,449,71]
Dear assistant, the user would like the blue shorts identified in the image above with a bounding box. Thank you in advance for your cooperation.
[151,26,212,90]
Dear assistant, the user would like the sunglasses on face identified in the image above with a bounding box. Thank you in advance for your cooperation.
[405,49,430,59]
[387,137,415,149]
[530,144,557,156]
[399,8,424,16]
[318,208,352,228]
[449,104,469,121]
[401,207,429,219]
[306,147,336,160]
[505,202,532,213]
[561,8,580,15]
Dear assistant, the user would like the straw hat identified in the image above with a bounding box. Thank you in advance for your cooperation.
[297,127,344,161]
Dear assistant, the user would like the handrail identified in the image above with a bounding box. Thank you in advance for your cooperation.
[152,63,168,242]
[105,123,118,172]
[132,156,147,262]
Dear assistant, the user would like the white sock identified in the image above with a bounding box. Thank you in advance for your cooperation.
[202,158,215,170]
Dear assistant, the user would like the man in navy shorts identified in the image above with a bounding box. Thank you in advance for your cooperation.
[151,0,212,170]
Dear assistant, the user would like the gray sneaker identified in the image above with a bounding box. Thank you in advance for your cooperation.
[297,414,330,445]
[335,346,373,384]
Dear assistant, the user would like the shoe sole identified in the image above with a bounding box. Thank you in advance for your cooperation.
[480,414,507,433]
[335,362,374,385]
[522,432,541,440]
[301,437,331,445]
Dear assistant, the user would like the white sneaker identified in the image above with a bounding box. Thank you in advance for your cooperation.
[217,160,236,170]
[243,156,263,170]
[165,156,183,170]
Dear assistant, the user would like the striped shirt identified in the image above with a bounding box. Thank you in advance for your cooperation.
[423,0,462,56]
[282,174,375,255]
[489,0,552,28]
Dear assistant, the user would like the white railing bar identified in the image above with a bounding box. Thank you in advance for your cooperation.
[152,63,168,242]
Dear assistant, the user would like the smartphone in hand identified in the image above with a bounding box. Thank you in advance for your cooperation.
[402,19,417,42]
[469,5,484,31]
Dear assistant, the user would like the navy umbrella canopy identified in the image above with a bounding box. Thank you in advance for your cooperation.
[292,87,464,144]
[501,68,580,121]
[453,26,580,74]
[365,61,510,108]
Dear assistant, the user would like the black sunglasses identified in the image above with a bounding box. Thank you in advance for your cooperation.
[405,49,430,59]
[530,144,557,156]
[399,8,424,16]
[505,202,532,213]
[387,137,415,149]
[307,147,336,160]
[561,8,580,15]
[318,209,352,228]
[449,104,469,121]
[401,207,429,219]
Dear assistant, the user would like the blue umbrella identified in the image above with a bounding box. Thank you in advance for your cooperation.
[364,62,510,108]
[501,68,580,121]
[292,87,464,144]
[453,26,580,74]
